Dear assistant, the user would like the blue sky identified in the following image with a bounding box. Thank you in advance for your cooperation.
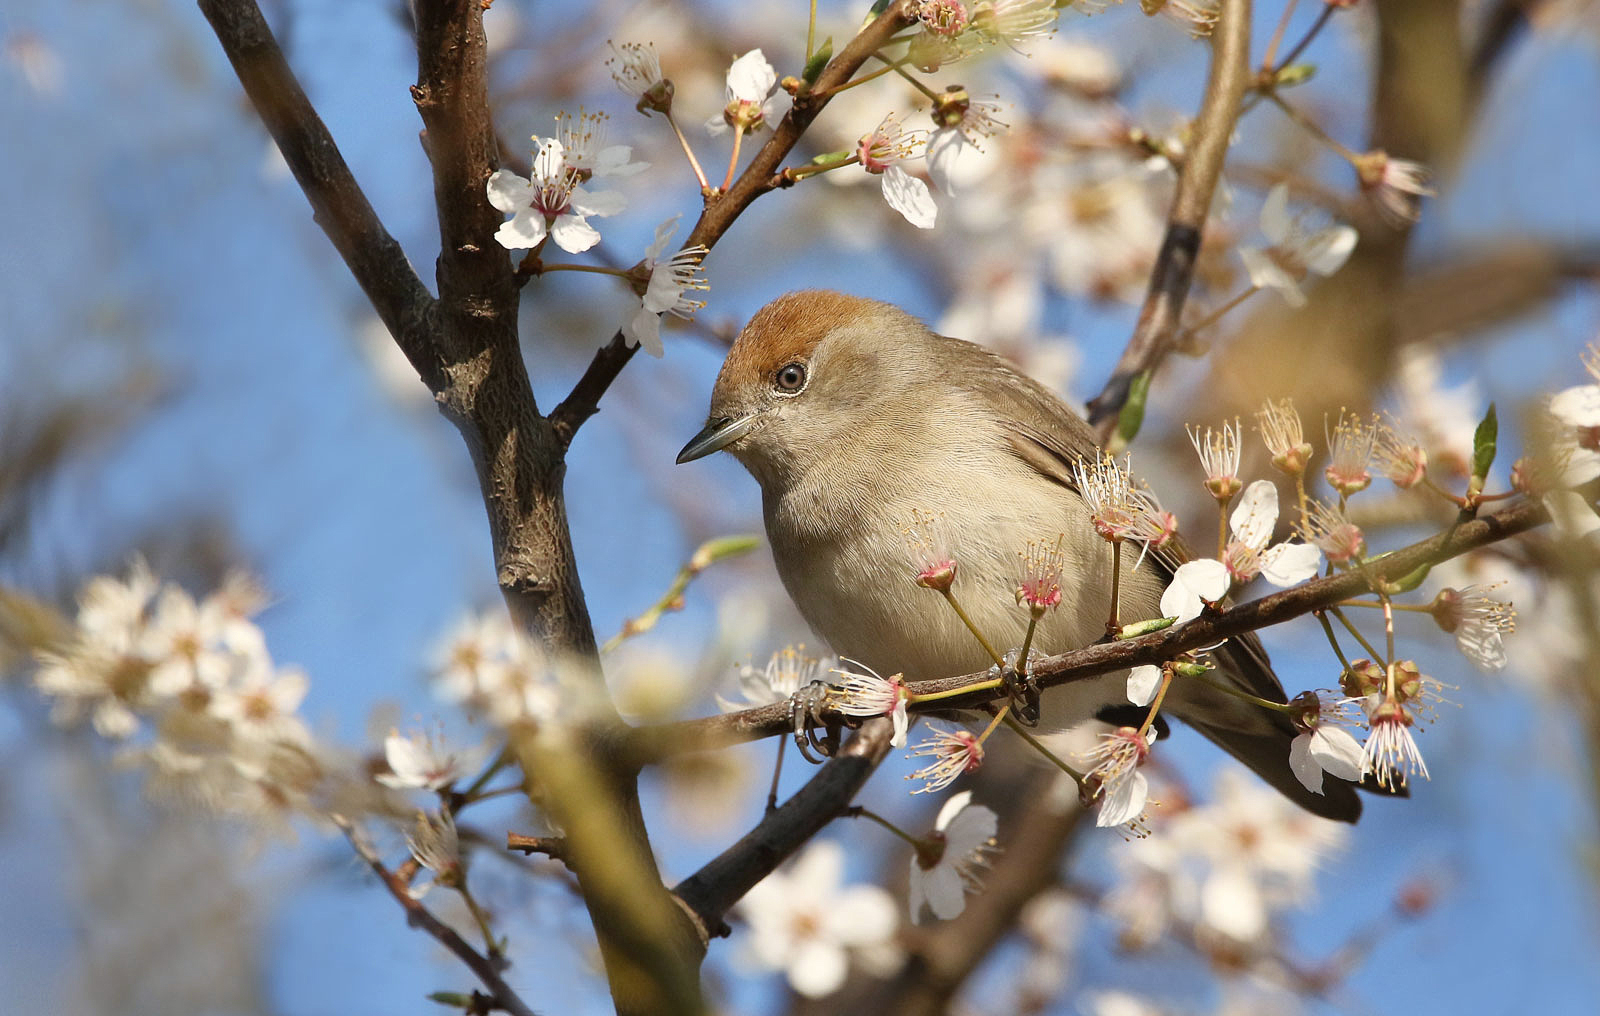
[2,1,1599,1013]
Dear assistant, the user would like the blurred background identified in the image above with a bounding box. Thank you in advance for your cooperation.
[3,0,1600,1013]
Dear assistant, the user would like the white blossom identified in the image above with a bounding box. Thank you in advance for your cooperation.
[908,790,999,922]
[830,661,912,746]
[1238,183,1357,307]
[622,215,708,357]
[708,49,781,134]
[738,840,899,998]
[485,138,625,253]
[718,645,834,712]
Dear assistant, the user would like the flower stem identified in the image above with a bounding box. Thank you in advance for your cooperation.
[1217,501,1230,561]
[1330,605,1386,662]
[1261,0,1301,71]
[1106,541,1123,635]
[1267,90,1361,163]
[884,57,942,103]
[845,805,923,848]
[940,589,1007,669]
[1182,284,1260,340]
[825,58,902,96]
[806,0,817,61]
[1005,715,1085,782]
[764,734,786,812]
[1188,669,1296,713]
[909,676,1005,705]
[664,111,711,193]
[455,746,512,809]
[720,126,745,194]
[1315,609,1355,673]
[1137,667,1173,739]
[1017,614,1040,671]
[537,263,633,278]
[1274,3,1336,73]
[977,703,1012,745]
[457,885,502,959]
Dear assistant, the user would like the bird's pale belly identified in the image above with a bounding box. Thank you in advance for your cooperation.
[768,486,1168,725]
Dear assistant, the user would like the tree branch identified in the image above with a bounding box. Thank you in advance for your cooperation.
[632,497,1550,759]
[672,717,897,937]
[332,815,539,1016]
[546,0,920,449]
[1085,0,1252,440]
[196,0,437,378]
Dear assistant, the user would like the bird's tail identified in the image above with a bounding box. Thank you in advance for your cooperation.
[1168,633,1390,823]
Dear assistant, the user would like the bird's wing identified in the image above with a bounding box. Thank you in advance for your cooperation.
[937,336,1368,822]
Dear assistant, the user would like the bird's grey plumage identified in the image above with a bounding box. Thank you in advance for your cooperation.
[685,290,1362,821]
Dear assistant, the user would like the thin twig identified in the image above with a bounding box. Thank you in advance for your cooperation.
[547,1,919,449]
[629,496,1550,761]
[332,815,538,1016]
[196,0,438,381]
[1085,0,1253,440]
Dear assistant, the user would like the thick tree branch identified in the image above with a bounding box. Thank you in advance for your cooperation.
[632,497,1550,759]
[1086,0,1252,439]
[332,815,539,1016]
[547,0,920,449]
[197,0,437,378]
[672,717,897,937]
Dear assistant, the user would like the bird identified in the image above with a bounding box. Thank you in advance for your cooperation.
[677,289,1366,821]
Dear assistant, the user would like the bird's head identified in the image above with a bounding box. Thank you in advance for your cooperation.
[676,290,932,487]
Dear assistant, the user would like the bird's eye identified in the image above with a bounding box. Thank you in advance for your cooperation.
[774,362,808,393]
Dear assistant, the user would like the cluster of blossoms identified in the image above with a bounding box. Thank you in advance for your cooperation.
[737,839,901,997]
[1106,769,1348,959]
[432,609,594,730]
[32,562,342,828]
[486,92,708,358]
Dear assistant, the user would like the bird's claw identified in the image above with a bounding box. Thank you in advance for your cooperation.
[1002,665,1042,726]
[788,680,839,763]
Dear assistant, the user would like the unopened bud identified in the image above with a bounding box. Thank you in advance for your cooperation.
[1340,658,1384,698]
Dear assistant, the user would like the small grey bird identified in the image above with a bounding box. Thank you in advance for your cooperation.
[678,290,1364,821]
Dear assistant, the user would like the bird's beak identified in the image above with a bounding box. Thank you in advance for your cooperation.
[676,413,758,463]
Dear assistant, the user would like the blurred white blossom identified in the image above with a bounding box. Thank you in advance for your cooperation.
[738,840,900,998]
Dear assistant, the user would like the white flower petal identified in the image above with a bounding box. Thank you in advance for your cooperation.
[569,186,626,218]
[622,306,664,358]
[1309,727,1366,782]
[1229,479,1280,550]
[935,790,974,831]
[941,804,997,857]
[1288,731,1325,794]
[890,701,909,747]
[1161,559,1230,623]
[921,863,967,921]
[1259,541,1322,586]
[1201,866,1267,941]
[1095,770,1148,828]
[1259,183,1293,244]
[726,49,777,102]
[881,165,937,229]
[1550,384,1600,428]
[924,128,969,196]
[644,215,681,261]
[1239,247,1306,306]
[786,940,847,998]
[828,886,899,946]
[494,211,546,250]
[593,145,649,177]
[485,169,535,213]
[549,213,601,253]
[1305,224,1358,277]
[1126,665,1162,707]
[1545,490,1600,542]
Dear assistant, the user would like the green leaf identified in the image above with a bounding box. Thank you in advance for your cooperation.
[1471,402,1498,482]
[1117,616,1176,639]
[1110,370,1152,453]
[1380,562,1434,595]
[1274,63,1317,88]
[803,37,833,85]
[427,992,473,1009]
